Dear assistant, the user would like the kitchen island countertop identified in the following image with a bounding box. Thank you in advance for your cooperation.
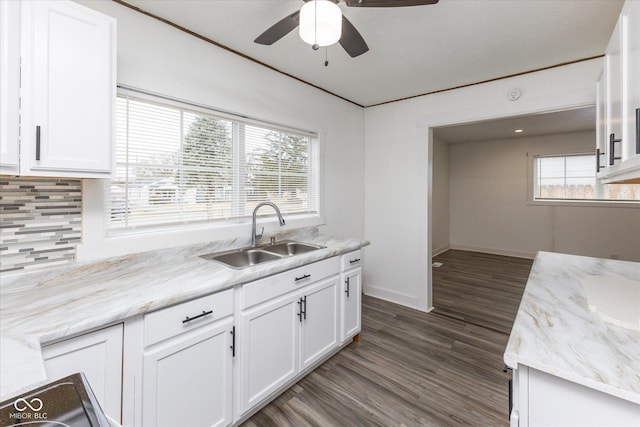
[504,251,640,404]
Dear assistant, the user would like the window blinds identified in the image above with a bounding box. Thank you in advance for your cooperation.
[107,94,319,233]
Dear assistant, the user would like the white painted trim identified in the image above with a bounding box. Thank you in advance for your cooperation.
[418,80,597,314]
[364,286,420,310]
[449,243,536,260]
[417,126,430,312]
[432,245,450,257]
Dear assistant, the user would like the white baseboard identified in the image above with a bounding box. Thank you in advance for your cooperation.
[449,243,536,260]
[364,285,419,309]
[432,245,450,257]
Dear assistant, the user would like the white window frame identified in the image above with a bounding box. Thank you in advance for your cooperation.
[77,89,325,261]
[527,151,640,208]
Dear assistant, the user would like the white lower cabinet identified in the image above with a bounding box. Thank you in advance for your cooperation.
[299,278,339,371]
[511,365,640,427]
[42,323,123,423]
[238,276,340,416]
[236,257,341,418]
[340,250,363,344]
[142,319,234,427]
[123,253,361,426]
[141,288,234,427]
[238,292,299,414]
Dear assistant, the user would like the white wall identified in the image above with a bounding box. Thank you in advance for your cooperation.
[364,58,604,310]
[431,136,449,255]
[448,131,640,262]
[75,1,365,260]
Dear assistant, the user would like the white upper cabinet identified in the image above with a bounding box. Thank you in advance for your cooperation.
[599,0,640,183]
[622,0,640,161]
[17,0,116,178]
[0,0,20,175]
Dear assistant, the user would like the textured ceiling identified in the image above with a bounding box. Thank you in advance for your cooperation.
[120,0,623,107]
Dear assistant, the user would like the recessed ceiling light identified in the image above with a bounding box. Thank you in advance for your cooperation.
[514,129,524,133]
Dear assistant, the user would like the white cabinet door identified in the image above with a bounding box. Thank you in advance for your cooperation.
[622,0,640,161]
[142,319,233,427]
[605,17,623,167]
[20,0,115,177]
[42,324,123,423]
[0,0,20,175]
[238,293,299,416]
[340,268,362,344]
[299,277,339,371]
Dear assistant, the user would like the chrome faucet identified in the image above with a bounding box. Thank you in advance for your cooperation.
[252,201,286,247]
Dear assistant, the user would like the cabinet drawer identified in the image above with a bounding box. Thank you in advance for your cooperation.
[241,257,339,310]
[341,250,362,270]
[144,289,233,347]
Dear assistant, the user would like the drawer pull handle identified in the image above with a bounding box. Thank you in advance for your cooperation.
[295,274,311,282]
[349,258,361,264]
[182,309,213,324]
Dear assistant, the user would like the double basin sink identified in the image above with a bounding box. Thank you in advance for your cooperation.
[200,240,324,269]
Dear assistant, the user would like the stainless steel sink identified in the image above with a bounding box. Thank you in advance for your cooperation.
[201,248,282,269]
[262,241,324,257]
[201,240,324,269]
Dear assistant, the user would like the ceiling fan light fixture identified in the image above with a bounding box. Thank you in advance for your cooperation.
[299,0,343,47]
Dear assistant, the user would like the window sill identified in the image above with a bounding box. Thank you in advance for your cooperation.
[528,199,640,208]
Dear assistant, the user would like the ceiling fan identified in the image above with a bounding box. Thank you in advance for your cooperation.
[254,0,440,58]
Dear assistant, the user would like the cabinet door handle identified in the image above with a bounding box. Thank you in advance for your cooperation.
[345,277,350,297]
[35,126,41,161]
[349,258,361,264]
[596,148,605,172]
[636,108,640,154]
[182,309,213,324]
[302,296,307,320]
[295,274,311,282]
[297,298,303,322]
[609,133,622,165]
[230,326,236,357]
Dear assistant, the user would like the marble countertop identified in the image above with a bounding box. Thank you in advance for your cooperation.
[504,251,640,404]
[0,227,369,400]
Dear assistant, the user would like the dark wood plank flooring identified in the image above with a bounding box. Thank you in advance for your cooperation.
[432,250,533,335]
[242,250,532,427]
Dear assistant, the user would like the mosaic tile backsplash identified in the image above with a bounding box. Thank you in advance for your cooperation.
[0,178,82,273]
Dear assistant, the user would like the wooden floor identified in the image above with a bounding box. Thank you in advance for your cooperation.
[242,250,532,427]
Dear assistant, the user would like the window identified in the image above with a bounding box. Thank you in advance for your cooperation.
[532,153,639,202]
[107,94,319,234]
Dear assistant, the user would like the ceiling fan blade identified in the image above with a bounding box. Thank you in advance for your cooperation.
[339,16,369,58]
[345,0,438,7]
[254,10,300,45]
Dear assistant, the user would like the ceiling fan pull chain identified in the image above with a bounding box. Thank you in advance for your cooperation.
[325,46,329,66]
[313,0,320,50]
